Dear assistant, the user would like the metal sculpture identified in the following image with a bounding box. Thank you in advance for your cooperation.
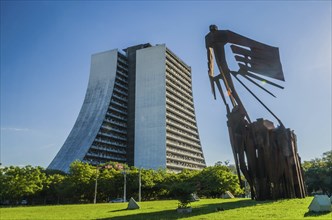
[205,25,306,200]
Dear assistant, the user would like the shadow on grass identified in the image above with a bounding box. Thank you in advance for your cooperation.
[304,211,332,217]
[108,209,128,213]
[97,199,273,220]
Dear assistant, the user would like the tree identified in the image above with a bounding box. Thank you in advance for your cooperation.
[170,181,196,209]
[195,165,243,198]
[28,168,66,204]
[97,166,122,201]
[166,169,197,209]
[303,150,332,196]
[139,169,158,200]
[0,166,46,204]
[68,161,96,203]
[40,171,66,204]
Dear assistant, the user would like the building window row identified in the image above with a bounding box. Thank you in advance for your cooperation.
[117,52,128,65]
[166,84,194,109]
[166,69,192,92]
[94,137,127,148]
[83,158,104,166]
[166,146,203,160]
[166,69,191,91]
[117,58,128,69]
[115,75,128,84]
[165,63,191,85]
[92,140,126,150]
[101,124,127,135]
[166,62,191,86]
[166,160,203,170]
[166,61,191,85]
[116,68,128,79]
[86,150,126,161]
[114,80,128,91]
[104,116,127,127]
[111,98,127,109]
[166,152,205,165]
[166,118,197,136]
[166,125,200,143]
[166,132,201,148]
[166,85,193,106]
[106,112,127,122]
[166,139,203,154]
[166,74,192,97]
[109,105,128,115]
[166,105,196,124]
[96,131,127,141]
[113,87,128,96]
[97,131,126,141]
[166,123,198,140]
[165,50,191,73]
[106,121,127,132]
[166,122,198,141]
[166,96,195,118]
[112,92,128,103]
[166,111,196,129]
[90,144,126,155]
[117,55,128,66]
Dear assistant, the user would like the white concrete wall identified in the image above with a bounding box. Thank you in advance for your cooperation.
[134,45,167,169]
[48,50,118,172]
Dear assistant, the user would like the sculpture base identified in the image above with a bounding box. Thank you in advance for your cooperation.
[227,109,306,200]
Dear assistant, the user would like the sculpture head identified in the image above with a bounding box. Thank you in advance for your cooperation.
[209,24,218,32]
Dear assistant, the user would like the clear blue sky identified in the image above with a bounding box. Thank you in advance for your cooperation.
[1,1,331,168]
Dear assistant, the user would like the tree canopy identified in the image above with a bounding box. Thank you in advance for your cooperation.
[0,162,242,205]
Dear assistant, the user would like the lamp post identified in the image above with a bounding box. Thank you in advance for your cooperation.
[121,169,127,203]
[138,168,141,202]
[93,166,99,204]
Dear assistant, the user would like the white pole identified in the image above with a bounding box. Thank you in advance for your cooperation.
[94,167,98,204]
[138,168,141,202]
[123,170,126,203]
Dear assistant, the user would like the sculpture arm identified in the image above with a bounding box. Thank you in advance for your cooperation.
[207,47,216,99]
[226,30,271,49]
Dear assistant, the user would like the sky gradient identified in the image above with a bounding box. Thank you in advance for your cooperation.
[1,1,331,168]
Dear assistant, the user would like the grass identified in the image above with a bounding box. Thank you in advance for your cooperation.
[0,197,331,220]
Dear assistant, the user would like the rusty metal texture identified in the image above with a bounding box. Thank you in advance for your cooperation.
[205,24,306,200]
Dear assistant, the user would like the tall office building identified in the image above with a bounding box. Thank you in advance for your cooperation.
[48,44,206,173]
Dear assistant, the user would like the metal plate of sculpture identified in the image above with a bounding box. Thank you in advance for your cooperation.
[205,25,306,200]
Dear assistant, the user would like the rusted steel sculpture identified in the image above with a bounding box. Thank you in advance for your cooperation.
[205,25,306,200]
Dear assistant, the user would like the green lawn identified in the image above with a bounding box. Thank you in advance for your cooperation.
[0,197,331,220]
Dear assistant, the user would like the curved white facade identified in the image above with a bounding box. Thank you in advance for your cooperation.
[48,50,120,172]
